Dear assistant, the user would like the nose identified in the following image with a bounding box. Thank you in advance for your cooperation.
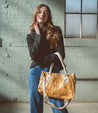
[40,12,43,15]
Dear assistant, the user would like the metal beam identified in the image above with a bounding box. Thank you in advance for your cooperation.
[64,0,66,38]
[80,0,82,38]
[77,78,98,81]
[65,12,98,15]
[97,0,98,38]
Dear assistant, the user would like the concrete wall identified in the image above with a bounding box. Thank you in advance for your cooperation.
[0,0,98,102]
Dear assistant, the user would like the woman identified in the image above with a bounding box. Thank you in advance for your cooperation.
[26,4,68,113]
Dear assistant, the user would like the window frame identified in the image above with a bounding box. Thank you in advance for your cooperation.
[64,0,98,39]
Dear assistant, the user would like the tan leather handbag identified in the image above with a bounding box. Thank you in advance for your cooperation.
[38,52,76,110]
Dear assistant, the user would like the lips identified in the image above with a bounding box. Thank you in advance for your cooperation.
[39,18,44,22]
[39,18,44,20]
[39,17,44,20]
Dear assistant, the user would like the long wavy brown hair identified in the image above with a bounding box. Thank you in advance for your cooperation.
[30,4,61,49]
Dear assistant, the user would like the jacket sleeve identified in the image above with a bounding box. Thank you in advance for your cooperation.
[43,27,65,65]
[26,32,44,61]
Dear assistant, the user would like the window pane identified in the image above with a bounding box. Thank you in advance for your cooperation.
[66,14,80,38]
[66,0,81,12]
[82,15,97,38]
[82,0,97,13]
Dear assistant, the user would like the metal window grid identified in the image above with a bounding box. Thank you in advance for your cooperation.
[64,0,98,38]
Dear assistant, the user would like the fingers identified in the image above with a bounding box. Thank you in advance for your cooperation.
[35,23,40,34]
[34,22,44,35]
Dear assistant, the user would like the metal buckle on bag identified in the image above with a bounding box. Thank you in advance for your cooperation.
[64,76,69,83]
[46,73,51,81]
[42,73,45,76]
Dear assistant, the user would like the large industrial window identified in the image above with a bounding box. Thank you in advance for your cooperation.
[65,0,98,38]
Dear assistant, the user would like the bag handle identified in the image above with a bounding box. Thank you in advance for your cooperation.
[49,52,68,75]
[43,52,71,110]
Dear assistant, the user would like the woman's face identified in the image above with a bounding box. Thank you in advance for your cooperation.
[36,6,48,24]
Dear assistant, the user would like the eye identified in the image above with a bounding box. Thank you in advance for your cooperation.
[44,11,48,15]
[37,11,41,14]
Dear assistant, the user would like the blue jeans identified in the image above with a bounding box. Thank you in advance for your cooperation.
[28,65,68,113]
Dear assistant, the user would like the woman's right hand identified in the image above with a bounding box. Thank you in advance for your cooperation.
[34,23,44,35]
[34,23,41,35]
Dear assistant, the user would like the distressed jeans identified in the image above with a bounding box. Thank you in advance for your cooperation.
[28,65,68,113]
